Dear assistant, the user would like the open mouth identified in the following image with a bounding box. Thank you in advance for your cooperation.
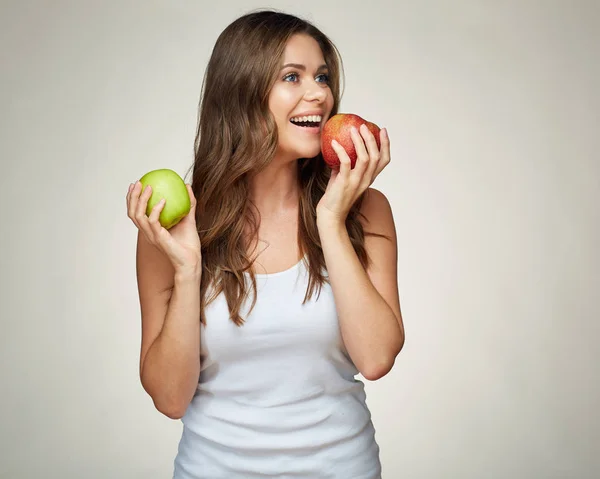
[289,115,323,132]
[290,120,321,128]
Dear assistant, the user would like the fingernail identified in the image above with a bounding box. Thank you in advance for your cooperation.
[128,183,133,192]
[332,139,339,147]
[382,128,388,138]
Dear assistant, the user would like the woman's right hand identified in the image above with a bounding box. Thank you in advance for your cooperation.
[126,181,201,274]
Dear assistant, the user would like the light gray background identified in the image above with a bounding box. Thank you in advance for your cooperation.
[1,1,598,478]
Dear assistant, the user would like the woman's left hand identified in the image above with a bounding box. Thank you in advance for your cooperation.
[316,124,391,223]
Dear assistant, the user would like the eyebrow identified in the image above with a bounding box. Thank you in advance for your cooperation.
[281,63,329,72]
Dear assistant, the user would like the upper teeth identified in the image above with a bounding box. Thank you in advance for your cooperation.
[291,115,322,123]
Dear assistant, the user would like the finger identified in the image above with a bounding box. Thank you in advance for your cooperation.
[126,182,136,211]
[126,183,133,211]
[127,181,142,225]
[360,124,381,159]
[135,184,153,231]
[374,128,391,178]
[360,124,381,180]
[351,126,370,178]
[177,184,197,227]
[146,198,185,263]
[186,184,197,213]
[331,140,351,179]
[136,184,152,216]
[147,197,166,236]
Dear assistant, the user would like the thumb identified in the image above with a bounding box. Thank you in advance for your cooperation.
[186,184,197,214]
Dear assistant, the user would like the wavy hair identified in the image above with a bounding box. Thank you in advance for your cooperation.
[189,9,376,326]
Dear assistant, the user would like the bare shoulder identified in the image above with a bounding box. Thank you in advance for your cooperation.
[359,187,396,238]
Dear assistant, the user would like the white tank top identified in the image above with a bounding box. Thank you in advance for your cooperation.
[173,257,382,478]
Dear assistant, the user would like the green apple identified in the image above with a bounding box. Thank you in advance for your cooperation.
[139,168,191,229]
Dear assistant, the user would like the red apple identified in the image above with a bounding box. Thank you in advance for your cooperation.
[321,113,381,169]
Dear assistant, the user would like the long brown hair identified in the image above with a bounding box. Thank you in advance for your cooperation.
[189,9,376,326]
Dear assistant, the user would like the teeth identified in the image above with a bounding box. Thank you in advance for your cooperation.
[291,115,322,123]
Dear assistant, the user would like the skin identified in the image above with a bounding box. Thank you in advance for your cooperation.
[252,33,405,379]
[125,32,404,419]
[248,33,334,267]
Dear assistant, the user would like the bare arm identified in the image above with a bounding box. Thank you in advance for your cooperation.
[318,188,404,380]
[136,231,201,419]
[125,177,204,420]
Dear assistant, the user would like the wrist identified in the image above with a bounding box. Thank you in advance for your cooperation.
[316,209,346,230]
[317,213,347,237]
[174,263,202,284]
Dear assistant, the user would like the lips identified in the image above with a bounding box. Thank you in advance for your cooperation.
[290,121,321,134]
[290,112,324,120]
[290,120,321,128]
[287,112,328,136]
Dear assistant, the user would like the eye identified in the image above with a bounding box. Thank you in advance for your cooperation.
[282,72,330,84]
[283,72,299,82]
[316,73,330,83]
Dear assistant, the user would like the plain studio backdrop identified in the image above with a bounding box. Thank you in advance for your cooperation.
[1,0,598,478]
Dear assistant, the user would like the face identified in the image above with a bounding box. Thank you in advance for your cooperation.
[268,34,335,161]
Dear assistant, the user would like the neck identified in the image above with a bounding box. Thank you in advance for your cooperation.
[248,159,300,216]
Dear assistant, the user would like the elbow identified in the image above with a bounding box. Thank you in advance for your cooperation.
[362,358,395,381]
[159,405,186,420]
[141,377,189,420]
[361,336,405,382]
[153,397,188,420]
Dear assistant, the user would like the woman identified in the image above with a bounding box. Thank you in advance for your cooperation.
[126,9,404,479]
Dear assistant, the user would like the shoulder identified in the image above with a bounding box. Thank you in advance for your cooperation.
[358,187,396,237]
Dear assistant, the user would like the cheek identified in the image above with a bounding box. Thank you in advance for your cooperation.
[326,92,335,112]
[270,88,296,115]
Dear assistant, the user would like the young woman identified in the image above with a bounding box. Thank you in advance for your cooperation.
[126,9,404,479]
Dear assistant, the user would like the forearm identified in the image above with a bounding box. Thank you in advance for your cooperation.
[318,217,403,380]
[141,269,201,418]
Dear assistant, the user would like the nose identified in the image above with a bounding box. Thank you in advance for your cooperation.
[304,81,327,103]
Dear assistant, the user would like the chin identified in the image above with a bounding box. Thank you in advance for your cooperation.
[294,141,322,159]
[278,143,322,162]
[299,148,322,160]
